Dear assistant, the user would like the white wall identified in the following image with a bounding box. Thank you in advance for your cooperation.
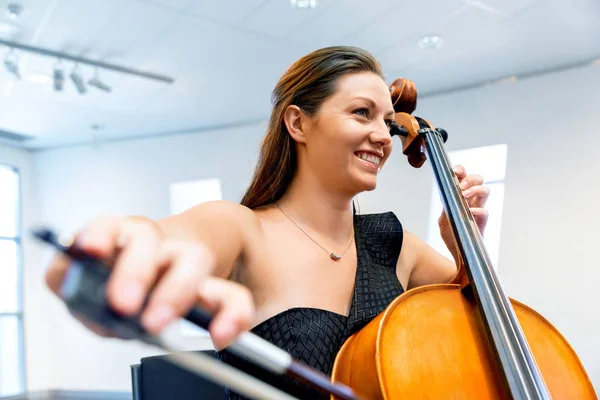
[20,61,600,393]
[28,121,266,392]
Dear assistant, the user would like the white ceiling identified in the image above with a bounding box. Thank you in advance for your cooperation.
[0,0,598,150]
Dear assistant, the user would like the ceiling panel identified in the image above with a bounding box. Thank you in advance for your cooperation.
[88,0,183,66]
[342,0,465,56]
[132,0,196,12]
[0,0,55,41]
[240,0,337,39]
[32,0,128,53]
[0,95,128,138]
[188,0,269,25]
[386,0,600,95]
[0,0,596,149]
[377,4,505,80]
[281,0,432,49]
[481,0,545,18]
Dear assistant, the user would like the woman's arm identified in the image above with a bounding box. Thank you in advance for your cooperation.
[149,200,261,279]
[397,165,490,290]
[396,230,458,290]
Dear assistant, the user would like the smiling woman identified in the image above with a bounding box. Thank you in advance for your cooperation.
[239,47,394,209]
[43,45,493,400]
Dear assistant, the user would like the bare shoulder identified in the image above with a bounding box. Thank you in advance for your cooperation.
[157,200,262,278]
[162,200,260,233]
[396,229,458,290]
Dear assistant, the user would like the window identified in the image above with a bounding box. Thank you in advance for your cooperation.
[169,178,222,337]
[426,144,507,270]
[0,164,25,397]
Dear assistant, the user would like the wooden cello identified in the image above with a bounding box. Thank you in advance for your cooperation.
[331,78,597,399]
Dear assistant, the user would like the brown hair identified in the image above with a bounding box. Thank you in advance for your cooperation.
[240,46,385,209]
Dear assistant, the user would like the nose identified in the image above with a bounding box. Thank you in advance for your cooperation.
[369,120,393,147]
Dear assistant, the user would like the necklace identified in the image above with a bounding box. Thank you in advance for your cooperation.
[275,202,354,261]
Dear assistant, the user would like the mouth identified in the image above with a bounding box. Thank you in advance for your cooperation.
[354,151,382,168]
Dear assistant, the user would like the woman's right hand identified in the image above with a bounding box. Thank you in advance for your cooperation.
[44,214,255,349]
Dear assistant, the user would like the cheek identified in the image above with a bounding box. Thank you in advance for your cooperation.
[381,144,394,166]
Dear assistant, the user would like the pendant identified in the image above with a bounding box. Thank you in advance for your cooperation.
[330,253,341,260]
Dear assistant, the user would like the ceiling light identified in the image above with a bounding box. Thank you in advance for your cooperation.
[90,123,106,131]
[4,50,20,80]
[27,73,51,85]
[70,65,86,94]
[417,35,444,50]
[53,66,64,91]
[88,69,111,92]
[7,2,23,20]
[290,0,317,9]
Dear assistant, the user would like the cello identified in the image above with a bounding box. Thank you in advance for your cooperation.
[331,78,597,399]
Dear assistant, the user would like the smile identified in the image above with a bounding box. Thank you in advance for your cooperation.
[355,151,382,166]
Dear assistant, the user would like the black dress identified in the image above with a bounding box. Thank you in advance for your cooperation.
[216,212,405,399]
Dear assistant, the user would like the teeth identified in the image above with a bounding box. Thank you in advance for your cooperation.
[357,152,381,166]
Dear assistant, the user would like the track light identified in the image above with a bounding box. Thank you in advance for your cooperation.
[4,58,19,79]
[53,61,64,91]
[88,68,111,92]
[53,67,64,91]
[7,2,23,20]
[69,64,86,94]
[4,49,20,79]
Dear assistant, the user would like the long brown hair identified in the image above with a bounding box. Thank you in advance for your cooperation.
[240,46,385,209]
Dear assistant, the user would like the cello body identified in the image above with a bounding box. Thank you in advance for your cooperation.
[331,283,597,399]
[331,78,597,399]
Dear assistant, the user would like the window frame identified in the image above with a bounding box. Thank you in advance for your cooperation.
[425,145,507,271]
[0,164,26,396]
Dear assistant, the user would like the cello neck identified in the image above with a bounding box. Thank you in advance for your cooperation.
[420,127,551,400]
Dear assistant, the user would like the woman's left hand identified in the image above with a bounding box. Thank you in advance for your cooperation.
[438,165,490,255]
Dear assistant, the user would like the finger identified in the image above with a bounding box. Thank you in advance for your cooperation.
[453,165,466,180]
[140,241,215,335]
[45,253,72,295]
[106,219,164,316]
[197,277,254,350]
[74,215,123,259]
[459,174,484,190]
[463,185,491,207]
[471,208,489,232]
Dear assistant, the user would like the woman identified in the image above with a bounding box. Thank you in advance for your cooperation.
[45,46,489,399]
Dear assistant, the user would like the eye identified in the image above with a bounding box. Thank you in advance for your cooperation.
[384,119,393,130]
[353,108,370,118]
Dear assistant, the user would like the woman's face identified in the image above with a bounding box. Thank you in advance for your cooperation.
[302,71,395,194]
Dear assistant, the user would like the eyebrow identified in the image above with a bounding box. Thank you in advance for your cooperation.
[353,96,395,118]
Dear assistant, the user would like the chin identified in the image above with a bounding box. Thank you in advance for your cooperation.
[350,176,378,193]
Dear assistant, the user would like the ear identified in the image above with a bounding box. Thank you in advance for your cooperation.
[283,105,308,144]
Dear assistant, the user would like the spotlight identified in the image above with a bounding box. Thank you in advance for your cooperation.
[7,2,23,20]
[4,58,20,79]
[69,65,86,94]
[53,66,64,91]
[417,35,444,50]
[290,0,317,8]
[4,50,20,79]
[88,69,111,92]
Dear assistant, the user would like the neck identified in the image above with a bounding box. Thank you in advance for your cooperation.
[277,164,355,243]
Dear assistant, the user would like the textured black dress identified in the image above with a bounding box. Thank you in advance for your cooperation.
[216,212,405,399]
